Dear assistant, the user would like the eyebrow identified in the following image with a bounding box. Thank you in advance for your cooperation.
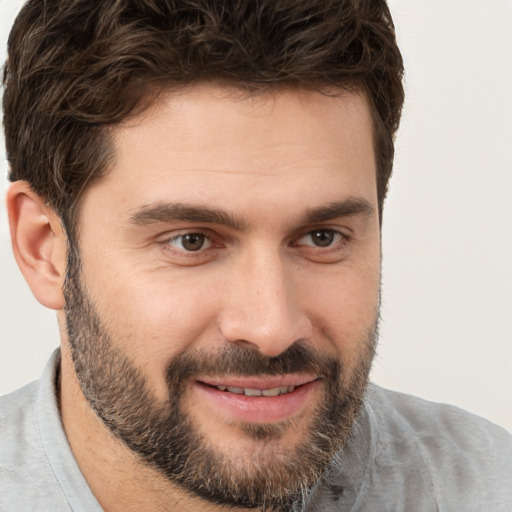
[128,197,374,230]
[300,198,375,224]
[129,203,249,230]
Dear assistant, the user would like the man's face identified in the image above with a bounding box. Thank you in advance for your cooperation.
[63,85,381,510]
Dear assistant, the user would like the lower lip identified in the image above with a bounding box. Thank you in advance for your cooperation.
[193,380,320,424]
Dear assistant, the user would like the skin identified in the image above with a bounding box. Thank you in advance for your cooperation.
[7,84,381,511]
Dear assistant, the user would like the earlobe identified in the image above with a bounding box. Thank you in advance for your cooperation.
[6,181,67,310]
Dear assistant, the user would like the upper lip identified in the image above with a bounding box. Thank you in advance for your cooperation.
[196,374,318,389]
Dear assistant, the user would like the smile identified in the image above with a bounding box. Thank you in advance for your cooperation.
[211,385,297,396]
[194,377,320,424]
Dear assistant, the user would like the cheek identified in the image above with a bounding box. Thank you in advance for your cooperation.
[300,260,380,353]
[83,265,222,384]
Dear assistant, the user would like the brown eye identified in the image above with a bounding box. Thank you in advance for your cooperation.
[310,230,336,247]
[168,233,211,252]
[292,228,349,263]
[296,229,342,248]
[182,233,206,251]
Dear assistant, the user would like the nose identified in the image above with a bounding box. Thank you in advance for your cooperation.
[218,247,313,357]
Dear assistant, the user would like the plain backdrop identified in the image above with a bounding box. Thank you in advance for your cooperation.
[1,0,511,433]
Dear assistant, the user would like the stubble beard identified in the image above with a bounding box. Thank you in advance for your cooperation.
[63,248,378,511]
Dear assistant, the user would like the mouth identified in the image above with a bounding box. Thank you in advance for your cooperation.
[197,374,317,396]
[206,384,299,397]
[193,375,320,424]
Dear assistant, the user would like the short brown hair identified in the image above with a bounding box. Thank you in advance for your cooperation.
[3,0,404,233]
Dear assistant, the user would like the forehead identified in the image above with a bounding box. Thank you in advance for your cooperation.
[83,84,377,221]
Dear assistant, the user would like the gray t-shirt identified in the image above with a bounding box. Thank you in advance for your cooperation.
[1,350,511,511]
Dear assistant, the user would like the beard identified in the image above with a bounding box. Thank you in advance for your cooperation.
[63,249,378,512]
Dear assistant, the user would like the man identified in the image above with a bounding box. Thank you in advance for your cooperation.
[1,0,511,511]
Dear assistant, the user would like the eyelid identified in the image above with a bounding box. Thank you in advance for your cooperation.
[292,227,349,246]
[290,227,352,264]
[159,228,222,259]
[167,231,212,251]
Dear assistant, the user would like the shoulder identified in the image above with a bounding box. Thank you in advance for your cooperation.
[0,380,40,450]
[0,379,71,511]
[0,379,39,415]
[366,385,512,510]
[370,385,512,453]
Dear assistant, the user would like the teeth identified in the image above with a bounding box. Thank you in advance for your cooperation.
[216,385,296,396]
[244,388,262,396]
[261,387,281,397]
[226,386,244,394]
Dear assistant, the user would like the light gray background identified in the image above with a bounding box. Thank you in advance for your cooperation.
[1,0,511,433]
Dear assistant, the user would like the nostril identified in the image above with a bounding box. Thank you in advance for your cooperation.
[232,339,260,351]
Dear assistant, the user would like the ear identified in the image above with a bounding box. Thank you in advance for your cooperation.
[6,181,68,310]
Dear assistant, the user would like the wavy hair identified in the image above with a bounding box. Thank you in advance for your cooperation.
[3,0,404,232]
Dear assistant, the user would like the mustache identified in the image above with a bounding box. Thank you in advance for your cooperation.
[165,341,342,391]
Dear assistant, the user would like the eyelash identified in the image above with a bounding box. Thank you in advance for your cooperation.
[291,229,348,250]
[160,227,350,260]
[163,230,215,254]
